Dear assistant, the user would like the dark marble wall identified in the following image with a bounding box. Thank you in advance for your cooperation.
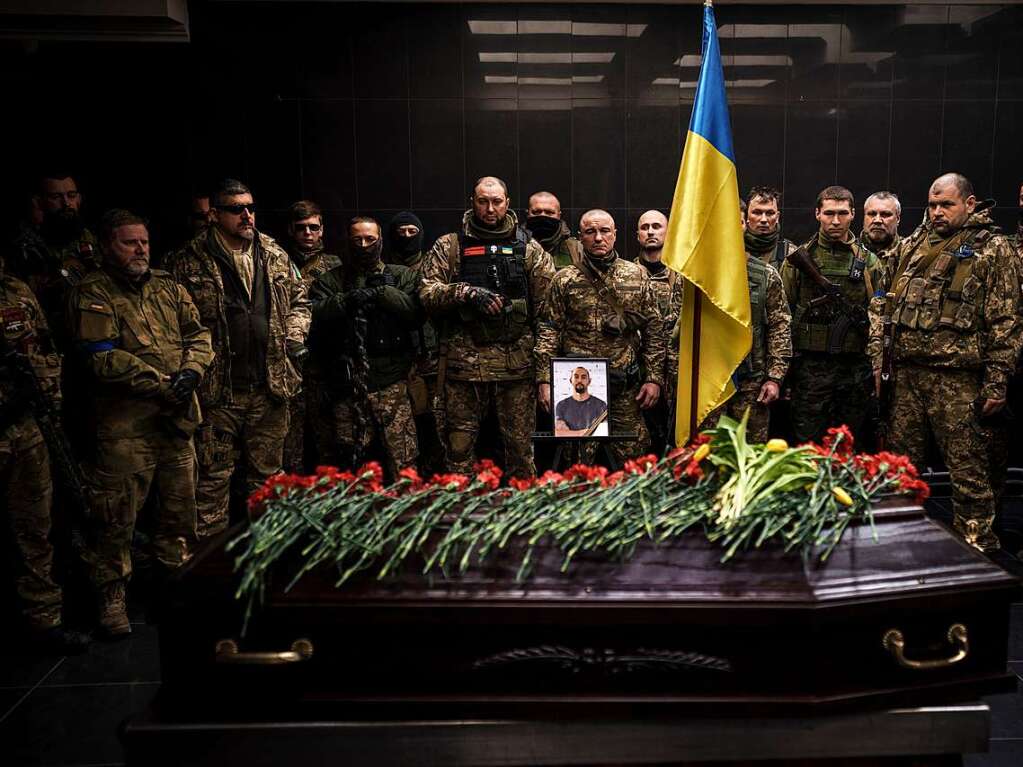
[1,2,1021,257]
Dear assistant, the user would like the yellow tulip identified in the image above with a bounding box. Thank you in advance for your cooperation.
[693,444,711,462]
[765,438,788,452]
[832,487,854,507]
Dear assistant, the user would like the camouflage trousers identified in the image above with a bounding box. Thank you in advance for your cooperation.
[789,353,873,445]
[84,432,197,587]
[282,368,335,474]
[890,364,999,551]
[578,385,651,468]
[1,422,62,630]
[195,390,288,538]
[444,378,536,479]
[409,372,446,476]
[333,380,418,479]
[704,381,770,443]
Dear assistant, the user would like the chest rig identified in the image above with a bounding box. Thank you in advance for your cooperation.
[892,229,985,333]
[456,228,531,345]
[735,257,770,381]
[792,238,871,354]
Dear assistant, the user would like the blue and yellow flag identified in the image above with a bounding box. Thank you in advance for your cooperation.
[662,0,751,445]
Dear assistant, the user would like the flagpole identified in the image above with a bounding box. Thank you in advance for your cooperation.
[687,0,710,440]
[688,288,702,439]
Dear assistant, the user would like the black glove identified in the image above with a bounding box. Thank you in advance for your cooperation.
[167,369,200,404]
[286,340,310,368]
[346,286,383,310]
[465,286,505,314]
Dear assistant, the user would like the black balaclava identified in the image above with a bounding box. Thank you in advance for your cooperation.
[389,211,424,259]
[349,238,383,270]
[525,214,561,243]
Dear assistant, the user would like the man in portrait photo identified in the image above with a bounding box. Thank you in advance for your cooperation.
[555,366,609,437]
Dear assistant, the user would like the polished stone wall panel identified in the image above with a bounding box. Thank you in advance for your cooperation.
[0,2,1020,250]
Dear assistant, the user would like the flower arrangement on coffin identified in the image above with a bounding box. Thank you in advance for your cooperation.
[231,415,929,630]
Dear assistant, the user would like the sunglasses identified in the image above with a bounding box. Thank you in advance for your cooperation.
[294,223,322,233]
[216,203,256,215]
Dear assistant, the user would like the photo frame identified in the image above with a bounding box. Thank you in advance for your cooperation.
[551,358,610,439]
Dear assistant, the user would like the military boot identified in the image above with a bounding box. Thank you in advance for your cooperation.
[98,581,131,638]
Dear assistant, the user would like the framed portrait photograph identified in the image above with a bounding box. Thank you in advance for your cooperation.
[551,358,610,439]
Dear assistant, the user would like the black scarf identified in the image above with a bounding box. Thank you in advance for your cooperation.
[744,228,779,254]
[527,216,567,250]
[585,248,618,273]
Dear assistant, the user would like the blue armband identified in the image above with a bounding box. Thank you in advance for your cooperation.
[81,340,116,354]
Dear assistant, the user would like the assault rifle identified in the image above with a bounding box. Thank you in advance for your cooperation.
[876,295,897,449]
[0,335,90,520]
[786,246,868,355]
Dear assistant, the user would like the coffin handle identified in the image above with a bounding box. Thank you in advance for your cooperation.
[215,638,314,665]
[882,624,968,670]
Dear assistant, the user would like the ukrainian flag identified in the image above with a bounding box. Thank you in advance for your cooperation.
[662,0,751,445]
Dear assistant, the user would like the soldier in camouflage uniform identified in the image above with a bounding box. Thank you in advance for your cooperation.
[310,217,423,477]
[744,186,798,270]
[281,200,341,473]
[420,177,555,479]
[525,191,583,270]
[859,191,903,280]
[385,211,445,475]
[7,174,100,344]
[537,210,666,466]
[781,186,882,445]
[702,201,792,443]
[634,210,682,452]
[164,179,310,538]
[872,174,1021,552]
[1,259,88,652]
[69,210,214,636]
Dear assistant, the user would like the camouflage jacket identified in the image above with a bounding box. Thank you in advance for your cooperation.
[289,247,341,285]
[420,213,555,382]
[68,266,214,438]
[634,258,683,331]
[859,232,902,286]
[6,223,100,350]
[0,269,61,449]
[163,230,310,407]
[868,210,1021,400]
[536,254,667,388]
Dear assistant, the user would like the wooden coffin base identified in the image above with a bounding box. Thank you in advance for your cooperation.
[122,698,990,766]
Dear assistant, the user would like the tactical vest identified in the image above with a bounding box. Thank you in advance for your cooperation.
[892,228,986,334]
[734,257,769,381]
[456,228,531,345]
[792,238,870,354]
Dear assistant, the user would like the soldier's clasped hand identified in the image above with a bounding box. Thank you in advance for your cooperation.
[167,368,200,404]
[465,286,506,316]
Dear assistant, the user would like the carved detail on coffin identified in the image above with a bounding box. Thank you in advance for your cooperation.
[470,645,732,675]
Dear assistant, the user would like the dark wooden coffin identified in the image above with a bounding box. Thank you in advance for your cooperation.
[155,498,1019,719]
